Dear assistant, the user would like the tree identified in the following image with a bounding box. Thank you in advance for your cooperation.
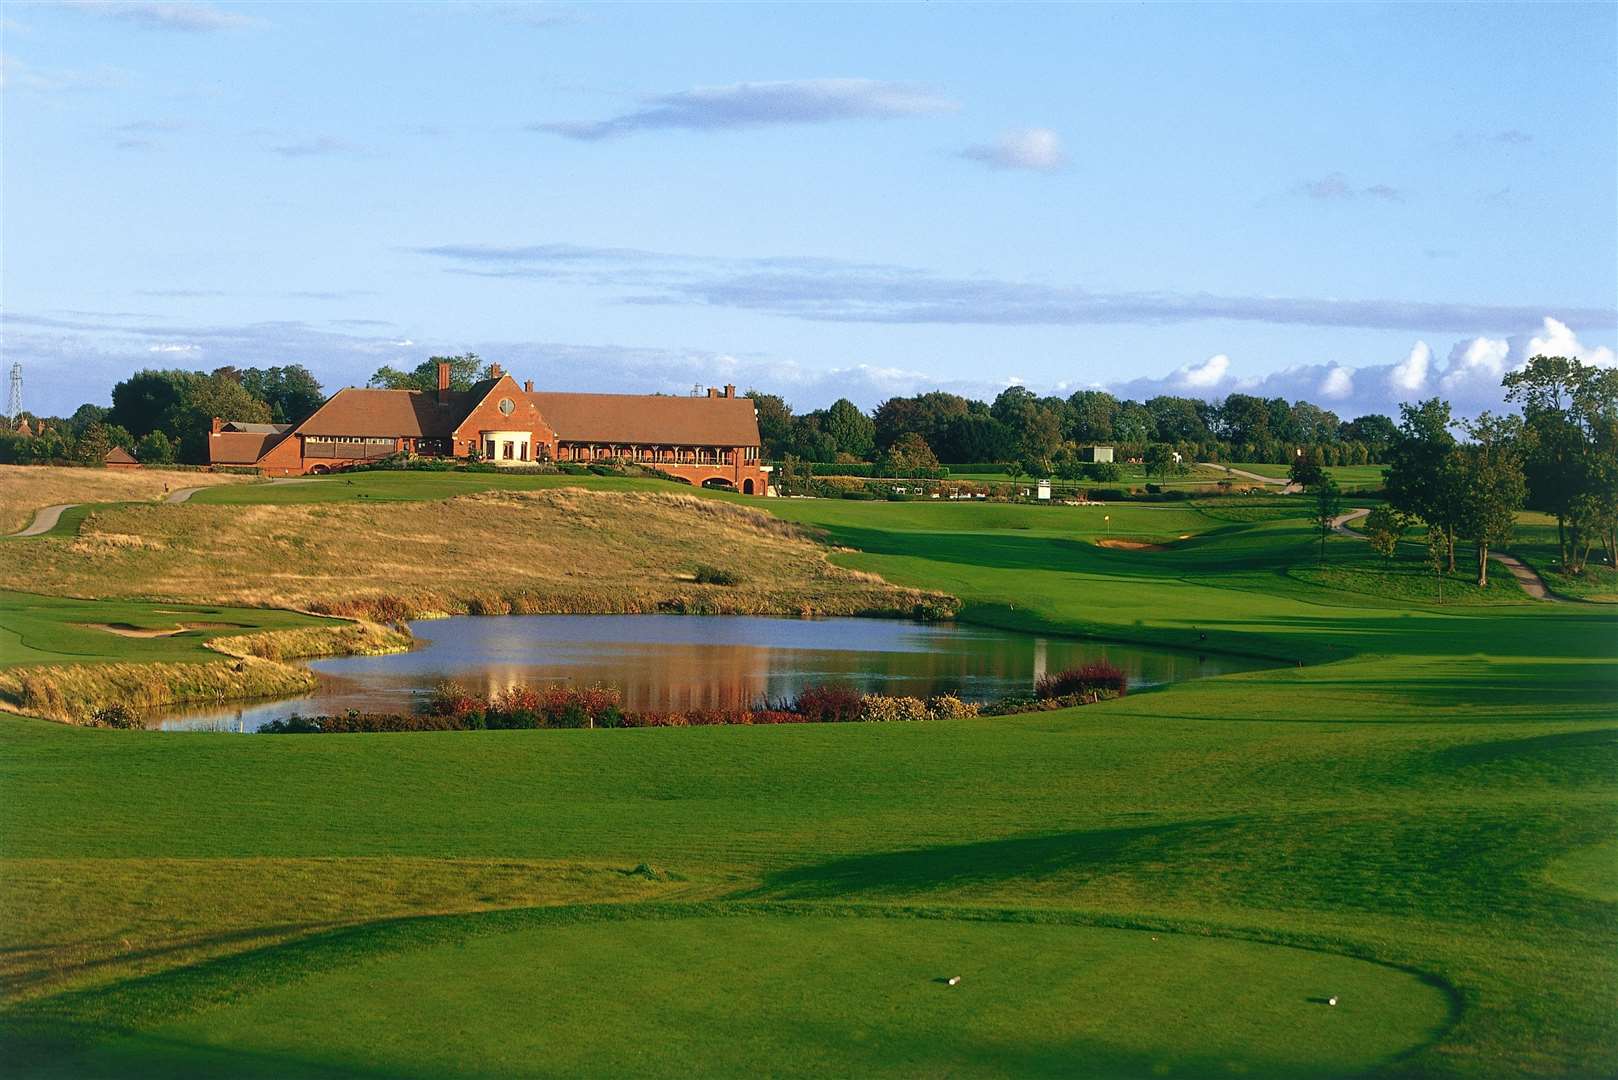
[1456,413,1526,587]
[883,432,939,475]
[1064,390,1118,443]
[1014,405,1062,475]
[1425,526,1448,604]
[74,422,112,466]
[1364,506,1410,561]
[136,430,176,464]
[939,412,1013,464]
[172,374,272,463]
[1218,393,1271,448]
[109,370,192,440]
[744,391,794,460]
[368,354,487,392]
[1288,448,1325,489]
[1340,413,1397,460]
[823,399,876,460]
[1310,476,1343,565]
[1142,442,1184,481]
[241,365,325,423]
[1384,398,1465,572]
[1145,395,1210,442]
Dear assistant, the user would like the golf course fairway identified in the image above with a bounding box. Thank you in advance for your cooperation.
[11,910,1452,1080]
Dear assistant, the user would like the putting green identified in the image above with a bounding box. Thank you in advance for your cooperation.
[60,912,1451,1079]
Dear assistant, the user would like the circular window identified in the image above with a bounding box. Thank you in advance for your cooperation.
[498,397,515,416]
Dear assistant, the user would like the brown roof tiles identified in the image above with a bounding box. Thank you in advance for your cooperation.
[527,391,759,447]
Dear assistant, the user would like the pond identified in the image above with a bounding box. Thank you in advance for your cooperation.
[150,615,1271,731]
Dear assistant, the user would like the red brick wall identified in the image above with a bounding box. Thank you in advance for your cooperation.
[450,376,556,459]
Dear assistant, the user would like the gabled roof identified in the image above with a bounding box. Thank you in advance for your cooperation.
[527,391,760,446]
[209,430,288,465]
[103,446,139,465]
[294,387,474,439]
[221,421,293,434]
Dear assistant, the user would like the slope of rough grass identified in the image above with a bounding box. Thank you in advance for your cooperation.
[5,488,949,623]
[0,465,245,535]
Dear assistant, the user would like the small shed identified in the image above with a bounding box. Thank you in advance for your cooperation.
[104,446,141,470]
[1079,446,1114,464]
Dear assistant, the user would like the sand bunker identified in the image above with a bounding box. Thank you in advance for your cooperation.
[84,621,242,638]
[1096,538,1171,552]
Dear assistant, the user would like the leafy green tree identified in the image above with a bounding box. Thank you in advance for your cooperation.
[1064,390,1118,443]
[136,430,176,464]
[368,354,488,392]
[173,374,272,463]
[938,412,1013,464]
[1364,506,1410,561]
[1142,442,1185,480]
[1457,413,1526,587]
[744,390,794,460]
[109,370,192,440]
[1310,476,1343,565]
[1288,448,1325,489]
[883,432,939,475]
[1385,398,1465,571]
[73,422,112,466]
[1082,460,1122,483]
[1146,396,1210,442]
[241,365,325,423]
[823,399,876,460]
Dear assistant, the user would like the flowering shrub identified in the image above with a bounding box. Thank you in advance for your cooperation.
[925,694,979,720]
[859,695,930,723]
[1035,662,1128,701]
[89,703,143,730]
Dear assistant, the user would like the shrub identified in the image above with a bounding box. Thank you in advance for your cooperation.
[89,702,143,730]
[424,680,482,719]
[859,695,930,723]
[791,684,866,723]
[693,564,743,586]
[925,694,979,721]
[258,714,324,734]
[1035,661,1128,700]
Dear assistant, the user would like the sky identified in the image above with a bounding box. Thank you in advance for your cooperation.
[4,1,1616,421]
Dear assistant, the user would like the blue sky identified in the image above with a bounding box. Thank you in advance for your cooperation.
[4,1,1615,419]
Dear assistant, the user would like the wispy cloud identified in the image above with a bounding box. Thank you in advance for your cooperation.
[416,242,1617,334]
[77,2,261,32]
[1294,172,1404,202]
[530,78,958,140]
[268,136,362,158]
[960,128,1066,172]
[1,53,128,94]
[286,289,377,300]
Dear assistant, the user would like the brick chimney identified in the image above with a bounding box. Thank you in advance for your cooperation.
[524,379,534,393]
[211,416,223,434]
[706,387,719,398]
[437,360,452,404]
[489,362,503,380]
[723,384,736,398]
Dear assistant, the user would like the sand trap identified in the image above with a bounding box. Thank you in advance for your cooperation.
[1097,538,1170,551]
[84,621,244,638]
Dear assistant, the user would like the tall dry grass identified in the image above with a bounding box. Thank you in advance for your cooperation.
[0,658,315,724]
[207,620,413,662]
[0,464,246,534]
[8,488,957,622]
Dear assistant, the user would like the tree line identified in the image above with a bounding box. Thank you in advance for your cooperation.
[1352,355,1614,586]
[744,385,1400,477]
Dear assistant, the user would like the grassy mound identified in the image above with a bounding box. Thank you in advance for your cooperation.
[0,464,246,535]
[7,909,1452,1080]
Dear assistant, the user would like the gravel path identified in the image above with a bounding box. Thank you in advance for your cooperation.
[1330,508,1562,601]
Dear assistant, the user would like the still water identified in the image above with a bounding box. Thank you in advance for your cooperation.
[151,615,1269,731]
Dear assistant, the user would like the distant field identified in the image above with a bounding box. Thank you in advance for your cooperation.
[1227,462,1387,489]
[944,463,1227,488]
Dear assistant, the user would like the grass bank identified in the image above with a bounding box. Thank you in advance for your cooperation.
[0,464,246,535]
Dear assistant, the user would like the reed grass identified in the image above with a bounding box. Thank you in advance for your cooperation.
[0,658,314,724]
[0,464,245,534]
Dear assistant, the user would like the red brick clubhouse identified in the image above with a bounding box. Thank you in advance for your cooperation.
[210,362,771,494]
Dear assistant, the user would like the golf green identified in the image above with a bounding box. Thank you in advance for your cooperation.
[48,912,1450,1080]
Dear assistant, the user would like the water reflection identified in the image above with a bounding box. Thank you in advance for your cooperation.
[151,615,1267,731]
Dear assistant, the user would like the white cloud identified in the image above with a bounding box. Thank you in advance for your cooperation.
[79,2,260,32]
[1388,341,1431,394]
[960,128,1066,172]
[1319,365,1354,399]
[148,343,199,354]
[1440,336,1509,394]
[1173,353,1230,389]
[1519,316,1617,367]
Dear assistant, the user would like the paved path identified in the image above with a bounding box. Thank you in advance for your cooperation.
[163,486,209,504]
[1203,462,1302,494]
[12,503,79,537]
[1330,508,1562,601]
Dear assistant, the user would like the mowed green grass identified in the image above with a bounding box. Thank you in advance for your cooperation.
[0,591,332,668]
[16,910,1451,1080]
[1,470,1615,1078]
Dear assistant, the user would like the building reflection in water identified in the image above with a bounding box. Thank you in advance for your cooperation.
[152,615,1269,731]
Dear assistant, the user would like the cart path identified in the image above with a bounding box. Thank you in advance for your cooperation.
[1202,462,1302,494]
[1329,508,1562,601]
[11,504,78,537]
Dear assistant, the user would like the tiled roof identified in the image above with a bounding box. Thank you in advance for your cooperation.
[209,431,286,465]
[293,388,469,438]
[103,446,139,465]
[221,422,293,434]
[528,392,760,447]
